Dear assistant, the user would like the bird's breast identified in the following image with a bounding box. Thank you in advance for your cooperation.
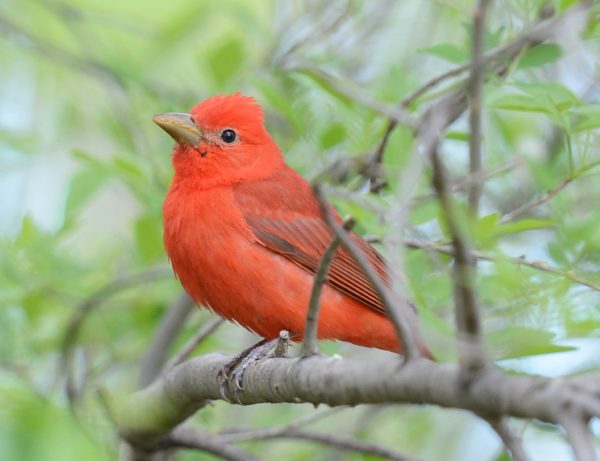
[162,183,314,336]
[164,186,250,298]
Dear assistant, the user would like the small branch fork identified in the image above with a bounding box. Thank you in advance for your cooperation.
[138,292,195,388]
[427,0,491,372]
[486,416,530,461]
[143,408,418,461]
[59,265,172,404]
[362,2,590,188]
[314,185,419,361]
[164,317,225,371]
[430,146,487,370]
[404,237,600,293]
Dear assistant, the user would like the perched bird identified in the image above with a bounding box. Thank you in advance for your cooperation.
[154,93,432,363]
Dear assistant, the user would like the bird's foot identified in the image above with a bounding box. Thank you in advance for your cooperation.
[218,330,290,402]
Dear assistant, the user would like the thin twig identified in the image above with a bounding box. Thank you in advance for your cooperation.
[287,62,418,130]
[219,406,415,461]
[165,317,225,370]
[302,217,356,357]
[95,385,118,428]
[467,0,492,212]
[561,415,596,461]
[221,428,419,461]
[138,292,195,388]
[275,2,351,66]
[163,426,260,461]
[404,238,600,293]
[487,416,531,461]
[500,176,574,223]
[365,2,590,187]
[221,407,345,440]
[59,265,172,403]
[313,185,418,360]
[412,160,518,205]
[430,146,487,370]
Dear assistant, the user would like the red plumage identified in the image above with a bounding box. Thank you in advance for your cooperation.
[160,93,431,357]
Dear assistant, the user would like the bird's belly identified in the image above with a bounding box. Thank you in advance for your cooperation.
[174,231,313,336]
[170,231,398,350]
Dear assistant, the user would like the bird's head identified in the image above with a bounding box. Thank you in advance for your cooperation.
[153,93,283,187]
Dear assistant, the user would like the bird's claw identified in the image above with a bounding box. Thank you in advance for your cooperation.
[218,365,245,402]
[217,330,291,402]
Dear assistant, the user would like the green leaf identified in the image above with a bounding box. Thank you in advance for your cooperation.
[570,105,600,132]
[563,310,600,337]
[293,70,355,108]
[0,381,111,461]
[418,308,456,362]
[253,77,304,133]
[493,451,511,461]
[134,213,163,263]
[488,83,579,115]
[112,156,145,182]
[410,201,439,225]
[489,326,575,360]
[208,37,245,83]
[547,241,569,265]
[461,23,504,51]
[475,212,500,248]
[515,82,579,108]
[15,216,39,248]
[557,0,580,12]
[445,131,469,142]
[488,93,552,113]
[418,43,468,63]
[319,123,346,149]
[383,127,414,169]
[71,149,108,172]
[495,218,555,236]
[518,43,562,69]
[64,168,107,224]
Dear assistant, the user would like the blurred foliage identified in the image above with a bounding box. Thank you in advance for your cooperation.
[1,0,599,460]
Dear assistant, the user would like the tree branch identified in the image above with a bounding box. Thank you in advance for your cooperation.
[404,238,600,293]
[221,428,419,461]
[364,2,590,188]
[430,146,487,370]
[164,316,225,371]
[314,185,419,360]
[217,407,417,460]
[302,217,356,357]
[466,0,491,212]
[487,416,530,461]
[561,415,597,461]
[138,292,194,388]
[499,176,575,224]
[117,353,600,442]
[417,92,487,370]
[286,62,418,130]
[60,265,172,403]
[160,426,260,461]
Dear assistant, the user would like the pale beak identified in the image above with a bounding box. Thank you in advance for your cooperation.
[152,112,203,147]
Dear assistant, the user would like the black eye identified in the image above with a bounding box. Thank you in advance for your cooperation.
[220,129,237,143]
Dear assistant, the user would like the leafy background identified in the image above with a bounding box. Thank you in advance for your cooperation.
[1,0,599,460]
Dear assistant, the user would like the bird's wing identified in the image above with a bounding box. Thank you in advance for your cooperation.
[233,168,390,315]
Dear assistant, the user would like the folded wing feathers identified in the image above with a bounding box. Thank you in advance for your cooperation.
[245,214,388,315]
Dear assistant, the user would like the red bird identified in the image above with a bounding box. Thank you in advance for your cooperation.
[154,93,432,359]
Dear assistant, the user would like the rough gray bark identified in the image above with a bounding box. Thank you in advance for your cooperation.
[118,353,600,445]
